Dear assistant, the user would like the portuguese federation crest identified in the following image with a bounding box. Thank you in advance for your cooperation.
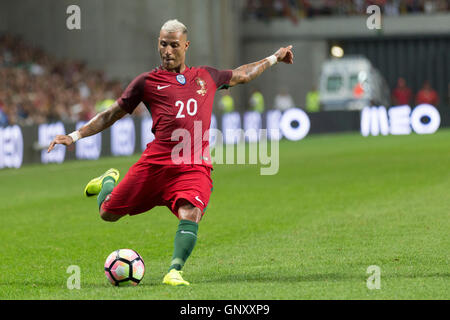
[176,74,186,85]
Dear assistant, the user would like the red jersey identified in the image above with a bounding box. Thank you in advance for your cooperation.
[117,66,232,167]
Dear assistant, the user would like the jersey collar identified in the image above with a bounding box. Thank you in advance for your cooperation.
[157,65,191,75]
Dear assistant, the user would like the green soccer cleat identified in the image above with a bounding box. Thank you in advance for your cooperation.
[84,168,120,197]
[162,269,190,286]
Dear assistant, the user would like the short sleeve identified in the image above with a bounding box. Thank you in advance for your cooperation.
[203,66,233,90]
[117,73,147,114]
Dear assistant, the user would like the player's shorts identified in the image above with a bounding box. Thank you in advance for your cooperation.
[101,158,213,218]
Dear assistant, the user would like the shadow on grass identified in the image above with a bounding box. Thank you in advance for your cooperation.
[196,271,450,284]
[0,272,447,290]
[0,279,161,290]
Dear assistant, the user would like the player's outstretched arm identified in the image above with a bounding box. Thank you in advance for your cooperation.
[47,102,127,153]
[228,45,293,87]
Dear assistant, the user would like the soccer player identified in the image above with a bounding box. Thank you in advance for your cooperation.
[47,19,293,286]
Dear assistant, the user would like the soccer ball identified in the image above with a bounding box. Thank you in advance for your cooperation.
[104,249,145,286]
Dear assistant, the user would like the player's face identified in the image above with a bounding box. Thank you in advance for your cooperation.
[158,30,190,72]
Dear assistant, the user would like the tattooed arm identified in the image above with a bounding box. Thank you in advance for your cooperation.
[47,102,127,153]
[228,45,294,87]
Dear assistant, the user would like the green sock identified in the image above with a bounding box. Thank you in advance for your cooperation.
[169,220,199,272]
[97,176,115,209]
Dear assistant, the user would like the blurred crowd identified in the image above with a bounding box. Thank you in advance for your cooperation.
[243,0,450,23]
[0,34,131,127]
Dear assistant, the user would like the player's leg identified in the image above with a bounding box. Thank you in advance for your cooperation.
[84,168,124,222]
[97,179,119,221]
[85,161,161,222]
[163,201,202,286]
[170,201,202,270]
[162,165,212,286]
[99,206,125,222]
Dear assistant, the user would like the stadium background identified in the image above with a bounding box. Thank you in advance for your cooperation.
[0,0,449,301]
[1,0,449,117]
[1,0,449,166]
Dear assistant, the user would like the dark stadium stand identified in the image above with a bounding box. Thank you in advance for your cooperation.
[243,0,450,24]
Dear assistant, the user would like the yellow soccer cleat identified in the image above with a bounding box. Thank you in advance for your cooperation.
[162,269,190,286]
[84,168,120,197]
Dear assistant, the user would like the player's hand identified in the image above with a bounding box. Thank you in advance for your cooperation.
[47,135,73,153]
[274,45,294,64]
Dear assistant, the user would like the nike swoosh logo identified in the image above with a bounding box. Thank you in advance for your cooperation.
[195,196,204,206]
[180,230,197,237]
[157,85,171,90]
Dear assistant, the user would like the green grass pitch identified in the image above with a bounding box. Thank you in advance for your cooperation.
[0,130,448,300]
